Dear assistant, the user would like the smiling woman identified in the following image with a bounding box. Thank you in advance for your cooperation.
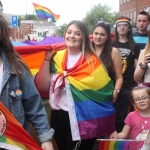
[35,20,116,150]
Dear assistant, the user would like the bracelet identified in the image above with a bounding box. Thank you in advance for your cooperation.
[114,89,120,93]
[139,62,148,70]
[44,58,50,61]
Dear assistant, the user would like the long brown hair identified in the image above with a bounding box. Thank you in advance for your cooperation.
[92,22,113,72]
[113,16,136,52]
[0,15,31,79]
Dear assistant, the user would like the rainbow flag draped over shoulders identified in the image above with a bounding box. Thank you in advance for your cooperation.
[32,3,60,22]
[0,102,42,150]
[50,49,116,141]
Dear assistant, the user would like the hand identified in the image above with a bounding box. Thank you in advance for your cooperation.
[109,131,119,139]
[44,50,53,61]
[113,90,118,103]
[144,54,150,65]
[41,140,54,150]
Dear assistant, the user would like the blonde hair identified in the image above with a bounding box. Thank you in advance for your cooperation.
[144,31,150,55]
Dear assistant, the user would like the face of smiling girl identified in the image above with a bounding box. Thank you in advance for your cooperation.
[65,24,82,55]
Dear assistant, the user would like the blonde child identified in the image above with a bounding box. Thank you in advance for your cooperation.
[111,86,150,149]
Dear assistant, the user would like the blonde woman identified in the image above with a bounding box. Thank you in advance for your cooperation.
[134,31,150,86]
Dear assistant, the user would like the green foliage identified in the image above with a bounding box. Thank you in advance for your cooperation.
[18,14,44,27]
[57,23,68,37]
[82,4,119,34]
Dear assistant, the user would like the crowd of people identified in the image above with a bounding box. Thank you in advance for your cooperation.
[0,10,150,150]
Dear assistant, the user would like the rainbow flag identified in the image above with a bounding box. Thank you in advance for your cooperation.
[0,102,42,150]
[98,140,131,150]
[50,49,116,141]
[32,2,60,22]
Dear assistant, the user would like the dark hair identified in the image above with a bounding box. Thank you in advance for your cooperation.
[130,86,150,103]
[0,15,31,78]
[92,22,113,72]
[138,11,150,21]
[113,16,136,52]
[26,35,30,41]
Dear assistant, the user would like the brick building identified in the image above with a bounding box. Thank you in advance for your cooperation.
[119,0,150,25]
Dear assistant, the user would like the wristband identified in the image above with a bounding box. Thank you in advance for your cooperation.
[44,58,50,61]
[139,62,148,70]
[114,89,120,93]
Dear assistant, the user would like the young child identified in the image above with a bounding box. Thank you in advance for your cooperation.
[111,86,150,149]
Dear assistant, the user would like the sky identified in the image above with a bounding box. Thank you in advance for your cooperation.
[2,0,119,26]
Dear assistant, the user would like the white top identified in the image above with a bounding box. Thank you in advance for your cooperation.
[49,52,82,111]
[0,63,3,94]
[144,63,150,83]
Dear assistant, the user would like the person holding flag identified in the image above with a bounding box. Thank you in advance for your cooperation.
[35,20,116,150]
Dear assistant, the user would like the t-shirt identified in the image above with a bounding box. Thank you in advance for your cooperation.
[49,52,82,111]
[115,41,140,89]
[125,111,150,150]
[133,32,148,51]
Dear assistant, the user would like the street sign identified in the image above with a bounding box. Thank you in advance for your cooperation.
[11,16,18,27]
[20,23,34,34]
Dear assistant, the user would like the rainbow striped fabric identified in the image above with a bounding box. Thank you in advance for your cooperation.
[32,3,60,22]
[50,49,116,141]
[0,102,42,150]
[98,140,131,150]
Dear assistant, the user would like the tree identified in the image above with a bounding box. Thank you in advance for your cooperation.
[82,4,119,34]
[57,23,68,37]
[18,14,44,27]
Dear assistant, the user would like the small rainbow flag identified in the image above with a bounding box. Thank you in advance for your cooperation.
[98,140,131,150]
[32,2,60,22]
[0,102,42,150]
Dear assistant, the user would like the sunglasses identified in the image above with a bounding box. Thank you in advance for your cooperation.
[96,21,110,26]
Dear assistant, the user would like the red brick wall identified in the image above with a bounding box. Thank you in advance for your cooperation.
[10,27,24,41]
[119,0,150,24]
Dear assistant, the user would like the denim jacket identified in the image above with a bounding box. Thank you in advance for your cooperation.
[0,51,54,143]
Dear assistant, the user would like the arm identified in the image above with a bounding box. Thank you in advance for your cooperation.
[118,124,130,139]
[21,70,54,149]
[134,50,147,83]
[41,141,54,150]
[112,48,123,102]
[35,51,52,92]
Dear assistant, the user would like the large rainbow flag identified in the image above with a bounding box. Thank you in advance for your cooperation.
[32,3,60,22]
[50,49,116,140]
[0,102,42,150]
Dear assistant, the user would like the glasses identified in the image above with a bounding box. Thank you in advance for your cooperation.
[96,21,110,26]
[117,24,129,28]
[133,96,150,103]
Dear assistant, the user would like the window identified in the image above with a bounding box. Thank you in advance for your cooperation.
[38,32,42,37]
[130,11,132,21]
[134,10,136,24]
[34,28,36,33]
[120,0,122,5]
[127,13,129,18]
